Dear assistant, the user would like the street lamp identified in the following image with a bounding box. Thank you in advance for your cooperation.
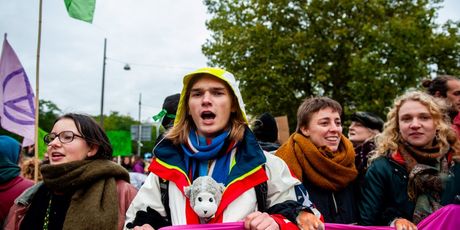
[137,93,142,156]
[100,38,107,126]
[99,38,130,127]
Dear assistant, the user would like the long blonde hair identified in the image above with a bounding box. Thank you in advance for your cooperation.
[371,90,460,162]
[165,74,246,145]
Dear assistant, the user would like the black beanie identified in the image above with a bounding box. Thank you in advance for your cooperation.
[350,111,384,132]
[161,93,180,129]
[253,112,278,143]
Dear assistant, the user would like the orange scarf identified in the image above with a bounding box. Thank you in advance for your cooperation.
[276,133,358,191]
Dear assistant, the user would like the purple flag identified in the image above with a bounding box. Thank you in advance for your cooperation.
[0,35,35,146]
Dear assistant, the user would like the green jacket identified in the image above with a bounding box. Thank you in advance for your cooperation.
[359,156,460,226]
[359,157,414,225]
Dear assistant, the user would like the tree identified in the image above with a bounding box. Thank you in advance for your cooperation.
[39,99,62,132]
[94,111,158,156]
[95,111,137,131]
[203,0,460,130]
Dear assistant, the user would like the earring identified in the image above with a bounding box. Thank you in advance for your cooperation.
[435,130,440,141]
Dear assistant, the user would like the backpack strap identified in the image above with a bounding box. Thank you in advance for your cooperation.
[255,181,268,212]
[255,164,268,212]
[159,177,171,223]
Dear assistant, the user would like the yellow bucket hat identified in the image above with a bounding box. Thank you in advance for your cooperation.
[175,67,248,125]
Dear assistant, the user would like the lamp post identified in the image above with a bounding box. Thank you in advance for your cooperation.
[137,93,142,156]
[100,38,107,126]
[99,38,130,127]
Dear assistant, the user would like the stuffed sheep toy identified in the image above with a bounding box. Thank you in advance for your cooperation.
[184,176,225,222]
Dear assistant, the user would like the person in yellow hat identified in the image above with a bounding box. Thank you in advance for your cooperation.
[125,67,324,230]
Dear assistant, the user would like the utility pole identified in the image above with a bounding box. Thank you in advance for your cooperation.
[137,93,142,156]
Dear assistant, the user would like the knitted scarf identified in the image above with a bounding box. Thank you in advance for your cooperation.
[396,142,449,223]
[181,130,237,184]
[40,160,130,230]
[276,133,358,191]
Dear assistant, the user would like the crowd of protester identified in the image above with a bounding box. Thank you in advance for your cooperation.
[1,69,459,230]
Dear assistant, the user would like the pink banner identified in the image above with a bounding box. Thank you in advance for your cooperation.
[325,205,460,230]
[160,222,244,230]
[159,205,460,230]
[325,224,391,230]
[417,204,460,230]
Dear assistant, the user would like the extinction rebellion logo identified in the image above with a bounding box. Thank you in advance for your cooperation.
[2,68,35,125]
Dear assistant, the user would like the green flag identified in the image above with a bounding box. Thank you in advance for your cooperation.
[64,0,96,23]
[37,128,47,159]
[106,130,132,157]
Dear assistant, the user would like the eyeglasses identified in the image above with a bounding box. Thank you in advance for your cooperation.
[43,131,84,145]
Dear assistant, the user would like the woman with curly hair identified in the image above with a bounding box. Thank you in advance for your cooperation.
[359,90,460,229]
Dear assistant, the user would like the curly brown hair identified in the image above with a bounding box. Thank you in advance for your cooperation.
[371,90,460,162]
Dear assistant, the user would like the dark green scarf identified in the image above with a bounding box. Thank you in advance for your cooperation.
[40,160,130,230]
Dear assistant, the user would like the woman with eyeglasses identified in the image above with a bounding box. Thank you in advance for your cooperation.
[359,90,460,229]
[4,113,137,230]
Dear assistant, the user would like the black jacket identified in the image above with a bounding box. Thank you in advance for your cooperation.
[303,178,358,224]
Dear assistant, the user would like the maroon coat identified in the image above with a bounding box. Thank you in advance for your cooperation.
[0,176,33,224]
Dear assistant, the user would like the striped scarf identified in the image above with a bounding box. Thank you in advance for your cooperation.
[181,130,237,184]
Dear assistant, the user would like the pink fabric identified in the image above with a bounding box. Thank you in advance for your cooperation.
[159,205,460,230]
[417,204,460,230]
[160,222,244,230]
[324,224,392,230]
[326,205,460,229]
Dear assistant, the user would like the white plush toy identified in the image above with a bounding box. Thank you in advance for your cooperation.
[184,176,225,222]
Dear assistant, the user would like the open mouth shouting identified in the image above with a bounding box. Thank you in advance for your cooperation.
[201,111,216,122]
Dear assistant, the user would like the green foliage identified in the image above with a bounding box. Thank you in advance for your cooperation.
[203,0,460,130]
[39,99,61,132]
[95,111,137,131]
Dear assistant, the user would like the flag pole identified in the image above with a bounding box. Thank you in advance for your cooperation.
[34,0,43,183]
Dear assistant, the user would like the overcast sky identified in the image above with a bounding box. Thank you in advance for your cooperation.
[1,0,459,123]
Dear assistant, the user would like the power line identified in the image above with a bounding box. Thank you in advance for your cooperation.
[106,57,197,71]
